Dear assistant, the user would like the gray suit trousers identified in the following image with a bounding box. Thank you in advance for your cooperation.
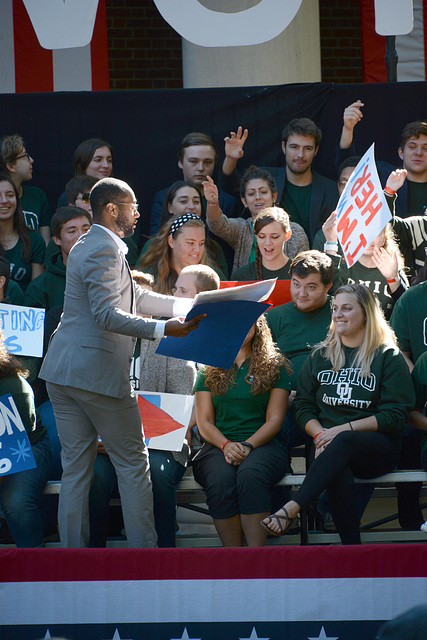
[47,381,157,548]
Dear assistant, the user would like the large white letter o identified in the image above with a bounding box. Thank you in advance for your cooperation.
[153,0,303,47]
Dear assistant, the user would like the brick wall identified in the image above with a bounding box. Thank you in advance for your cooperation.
[319,0,363,83]
[106,1,363,90]
[106,0,183,90]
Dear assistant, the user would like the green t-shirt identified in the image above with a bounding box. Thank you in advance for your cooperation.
[266,298,332,389]
[280,182,312,236]
[390,282,427,362]
[20,185,52,230]
[407,180,427,217]
[293,344,414,437]
[231,260,291,281]
[194,360,291,441]
[5,229,46,292]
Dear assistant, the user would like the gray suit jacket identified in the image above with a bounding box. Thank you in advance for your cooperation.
[40,224,175,398]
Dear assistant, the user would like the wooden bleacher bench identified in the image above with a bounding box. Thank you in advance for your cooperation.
[42,470,427,546]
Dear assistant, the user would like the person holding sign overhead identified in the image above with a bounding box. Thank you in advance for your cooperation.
[0,331,51,547]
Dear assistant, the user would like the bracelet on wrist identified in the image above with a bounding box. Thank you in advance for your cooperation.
[221,439,231,450]
[241,441,254,451]
[324,243,338,253]
[384,186,396,195]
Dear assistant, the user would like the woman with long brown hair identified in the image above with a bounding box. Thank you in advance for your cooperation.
[136,213,225,294]
[193,315,291,546]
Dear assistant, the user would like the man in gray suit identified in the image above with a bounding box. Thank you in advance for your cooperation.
[40,177,204,548]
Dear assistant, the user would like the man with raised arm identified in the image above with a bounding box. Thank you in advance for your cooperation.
[338,100,427,219]
[219,120,339,245]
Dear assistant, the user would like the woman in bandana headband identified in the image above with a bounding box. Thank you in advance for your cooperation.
[136,213,226,294]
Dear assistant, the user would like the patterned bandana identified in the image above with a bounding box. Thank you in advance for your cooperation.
[169,212,201,236]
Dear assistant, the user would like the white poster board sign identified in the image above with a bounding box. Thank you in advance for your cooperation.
[336,144,391,268]
[0,304,45,357]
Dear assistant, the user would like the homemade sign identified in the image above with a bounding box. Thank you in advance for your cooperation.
[0,392,36,477]
[0,304,45,357]
[335,144,391,268]
[137,392,193,452]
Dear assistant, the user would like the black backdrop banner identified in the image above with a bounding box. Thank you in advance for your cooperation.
[1,81,426,243]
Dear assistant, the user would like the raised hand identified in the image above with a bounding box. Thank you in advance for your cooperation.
[372,246,399,281]
[224,126,248,159]
[322,211,338,243]
[343,100,364,132]
[386,168,407,193]
[202,175,219,205]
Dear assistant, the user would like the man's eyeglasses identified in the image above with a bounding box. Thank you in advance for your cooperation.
[15,151,32,161]
[114,202,139,212]
[77,192,91,204]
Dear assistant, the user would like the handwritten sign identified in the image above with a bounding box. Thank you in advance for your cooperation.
[0,304,45,357]
[336,143,391,268]
[0,393,36,477]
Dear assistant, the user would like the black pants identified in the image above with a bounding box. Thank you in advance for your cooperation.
[294,431,400,544]
[193,441,289,519]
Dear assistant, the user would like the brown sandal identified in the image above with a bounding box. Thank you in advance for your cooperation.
[260,507,295,537]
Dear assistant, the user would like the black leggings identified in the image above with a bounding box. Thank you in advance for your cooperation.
[294,430,400,544]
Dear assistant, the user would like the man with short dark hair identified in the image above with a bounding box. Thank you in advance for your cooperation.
[267,250,334,394]
[220,120,338,245]
[40,177,204,548]
[0,134,52,243]
[149,131,239,235]
[24,206,92,311]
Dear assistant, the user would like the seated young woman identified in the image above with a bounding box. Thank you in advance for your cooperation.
[203,166,309,273]
[0,331,51,546]
[262,283,415,544]
[138,180,228,276]
[192,315,292,547]
[136,213,226,294]
[230,207,292,281]
[0,173,45,292]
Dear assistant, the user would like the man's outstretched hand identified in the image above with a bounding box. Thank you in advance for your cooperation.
[164,313,206,337]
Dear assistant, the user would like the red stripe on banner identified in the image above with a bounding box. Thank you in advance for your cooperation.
[90,0,110,91]
[12,0,53,92]
[1,545,427,582]
[360,0,387,83]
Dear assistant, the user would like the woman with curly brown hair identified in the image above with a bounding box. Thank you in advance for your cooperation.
[192,315,291,546]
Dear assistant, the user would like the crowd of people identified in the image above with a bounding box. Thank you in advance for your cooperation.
[0,98,427,548]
